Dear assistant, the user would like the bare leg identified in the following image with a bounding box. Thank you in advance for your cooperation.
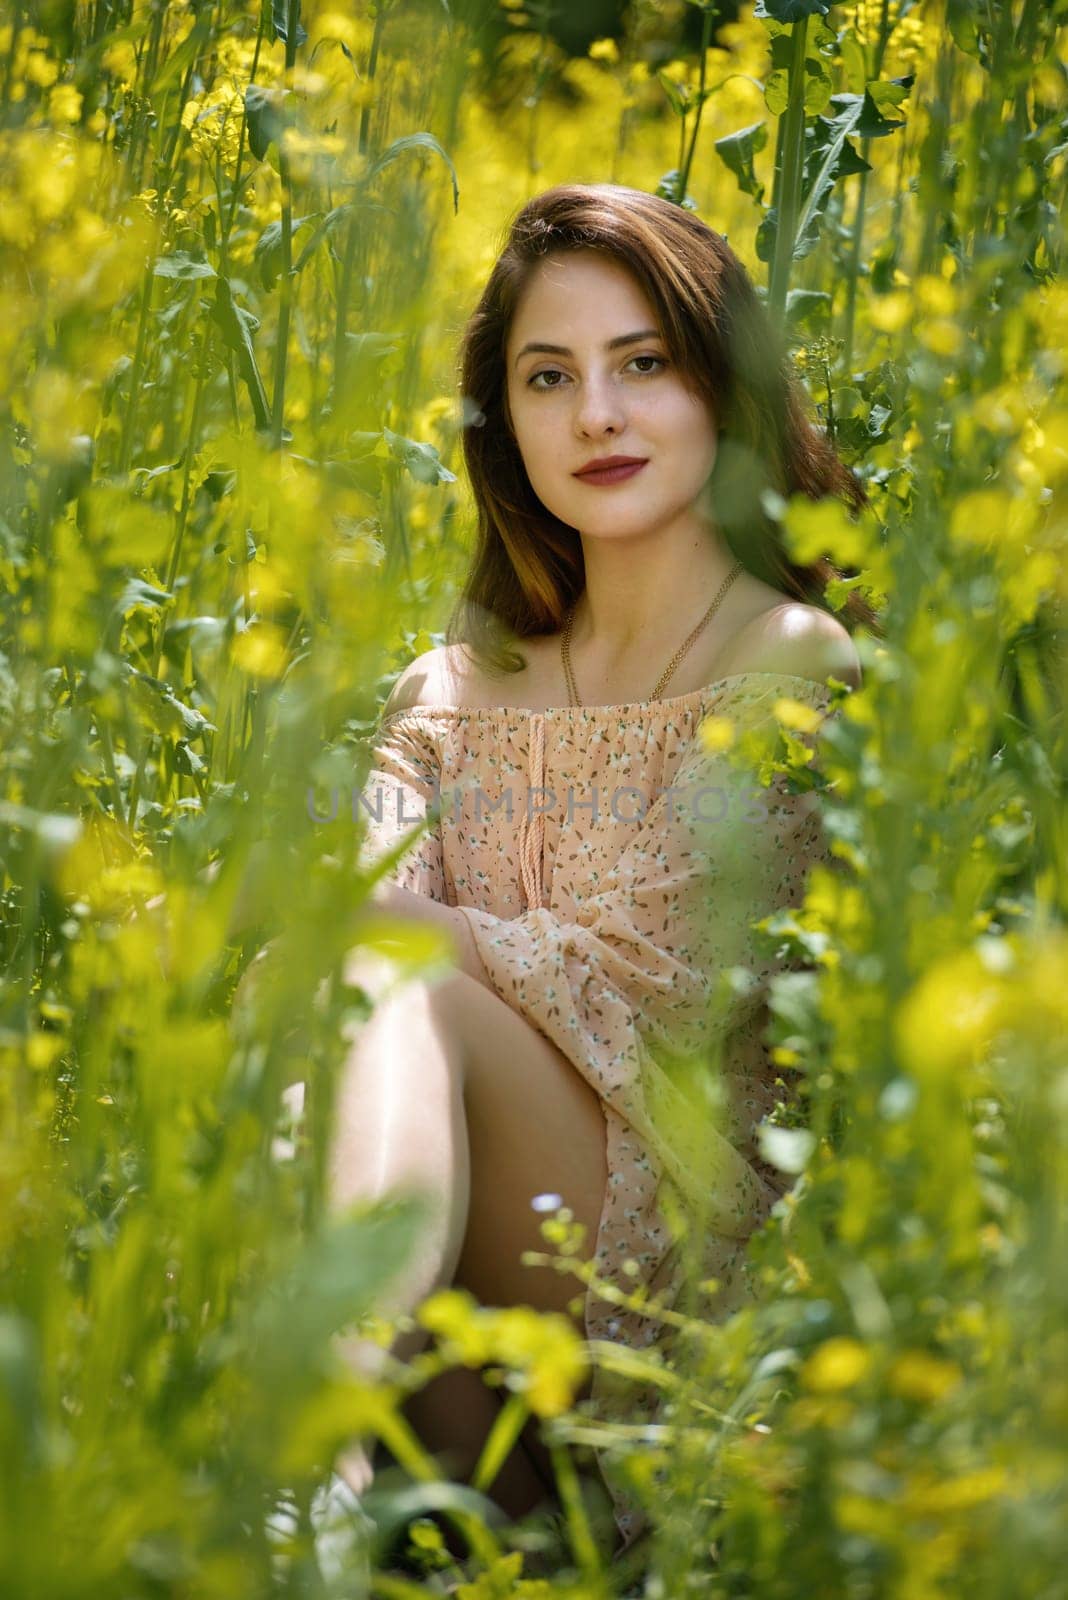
[324,954,609,1518]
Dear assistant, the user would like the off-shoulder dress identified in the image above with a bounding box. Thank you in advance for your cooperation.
[356,672,840,1552]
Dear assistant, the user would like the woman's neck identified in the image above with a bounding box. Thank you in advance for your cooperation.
[569,537,745,680]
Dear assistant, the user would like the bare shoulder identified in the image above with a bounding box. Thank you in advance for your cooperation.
[722,601,863,691]
[380,642,486,716]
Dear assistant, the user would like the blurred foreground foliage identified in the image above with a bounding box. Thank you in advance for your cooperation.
[0,0,1066,1594]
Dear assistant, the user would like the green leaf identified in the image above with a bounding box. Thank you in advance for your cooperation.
[755,0,831,20]
[344,332,405,370]
[149,13,212,94]
[271,0,308,48]
[785,287,831,327]
[239,1197,426,1397]
[211,276,271,433]
[380,427,457,486]
[776,98,875,263]
[838,30,867,93]
[804,57,832,115]
[253,213,323,291]
[714,120,769,204]
[127,669,216,742]
[657,69,690,117]
[764,67,790,116]
[174,741,206,777]
[867,74,914,113]
[363,131,460,216]
[153,253,216,280]
[115,578,174,618]
[243,83,288,162]
[655,170,697,210]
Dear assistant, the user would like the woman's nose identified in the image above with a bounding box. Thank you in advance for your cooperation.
[574,374,626,436]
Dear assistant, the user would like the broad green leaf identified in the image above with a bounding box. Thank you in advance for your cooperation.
[153,253,216,280]
[714,120,769,204]
[755,0,831,20]
[380,426,457,486]
[804,57,833,115]
[655,169,697,210]
[856,81,910,137]
[115,578,173,617]
[785,287,831,327]
[211,276,271,433]
[238,1198,427,1397]
[779,98,875,263]
[126,668,216,742]
[764,67,789,116]
[271,0,307,48]
[839,30,867,93]
[243,82,288,162]
[867,75,914,113]
[253,213,323,291]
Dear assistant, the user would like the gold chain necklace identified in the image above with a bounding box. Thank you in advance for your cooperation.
[561,558,745,708]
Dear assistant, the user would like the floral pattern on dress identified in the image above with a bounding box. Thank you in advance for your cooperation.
[356,673,841,1552]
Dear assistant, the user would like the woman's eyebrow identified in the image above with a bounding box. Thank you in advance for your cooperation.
[513,329,662,367]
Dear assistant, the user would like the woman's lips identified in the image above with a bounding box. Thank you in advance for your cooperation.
[574,460,648,486]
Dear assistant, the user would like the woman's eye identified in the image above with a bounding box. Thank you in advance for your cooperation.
[527,355,666,390]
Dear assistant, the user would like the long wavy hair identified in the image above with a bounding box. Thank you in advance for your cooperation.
[447,182,881,676]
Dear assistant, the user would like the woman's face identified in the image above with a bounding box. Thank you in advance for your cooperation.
[504,249,719,541]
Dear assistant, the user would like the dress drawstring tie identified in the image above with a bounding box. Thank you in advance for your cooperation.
[516,712,546,911]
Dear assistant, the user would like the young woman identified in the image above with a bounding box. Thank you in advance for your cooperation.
[328,183,875,1557]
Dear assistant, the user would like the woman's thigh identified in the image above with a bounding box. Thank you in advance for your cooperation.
[429,970,609,1338]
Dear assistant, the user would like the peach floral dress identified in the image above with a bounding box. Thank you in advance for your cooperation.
[356,671,840,1551]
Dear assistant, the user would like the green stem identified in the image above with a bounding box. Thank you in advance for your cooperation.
[768,15,809,326]
[118,213,164,475]
[470,1390,529,1494]
[677,3,715,205]
[841,0,891,374]
[271,0,301,449]
[549,1441,603,1581]
[334,3,387,403]
[126,317,211,830]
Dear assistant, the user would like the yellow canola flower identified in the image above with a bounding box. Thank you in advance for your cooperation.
[948,486,1041,553]
[1020,408,1068,484]
[101,38,138,87]
[25,49,59,87]
[895,947,1006,1079]
[699,713,735,753]
[48,83,82,124]
[416,1289,588,1417]
[773,696,825,735]
[801,1336,871,1393]
[588,37,620,65]
[232,623,290,680]
[886,1349,964,1404]
[417,1288,495,1366]
[902,1466,1011,1516]
[868,290,912,333]
[917,317,964,359]
[914,273,959,317]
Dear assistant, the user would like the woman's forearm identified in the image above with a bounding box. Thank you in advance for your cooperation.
[367,879,494,991]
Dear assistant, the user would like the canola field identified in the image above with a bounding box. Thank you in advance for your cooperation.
[1,1,1066,1594]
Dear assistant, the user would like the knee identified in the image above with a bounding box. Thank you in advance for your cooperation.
[342,948,468,1015]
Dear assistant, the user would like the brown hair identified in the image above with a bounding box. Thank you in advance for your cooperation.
[447,182,882,676]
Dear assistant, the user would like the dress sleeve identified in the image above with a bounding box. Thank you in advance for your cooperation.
[356,713,447,903]
[454,676,841,1236]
